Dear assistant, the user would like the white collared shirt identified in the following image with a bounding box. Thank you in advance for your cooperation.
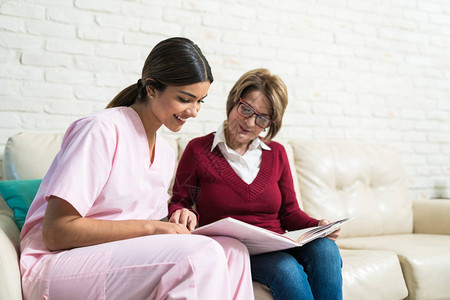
[211,122,271,184]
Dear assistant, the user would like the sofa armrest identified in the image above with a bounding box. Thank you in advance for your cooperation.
[0,212,23,300]
[413,199,450,235]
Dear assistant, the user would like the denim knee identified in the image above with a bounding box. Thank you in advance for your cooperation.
[285,238,343,300]
[251,251,302,282]
[290,238,341,267]
[250,251,314,300]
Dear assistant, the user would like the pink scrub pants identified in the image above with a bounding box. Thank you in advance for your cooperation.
[23,235,254,300]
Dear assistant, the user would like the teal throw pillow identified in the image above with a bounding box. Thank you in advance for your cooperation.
[0,179,42,230]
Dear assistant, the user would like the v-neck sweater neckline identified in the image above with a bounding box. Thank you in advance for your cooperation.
[211,144,274,202]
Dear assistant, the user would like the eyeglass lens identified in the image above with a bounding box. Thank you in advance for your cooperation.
[238,102,271,128]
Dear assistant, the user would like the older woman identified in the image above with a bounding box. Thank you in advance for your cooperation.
[169,68,343,300]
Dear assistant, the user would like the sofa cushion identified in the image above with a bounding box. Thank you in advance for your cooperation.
[338,234,450,299]
[289,142,413,238]
[0,179,42,230]
[340,249,408,300]
[250,248,409,300]
[253,282,272,300]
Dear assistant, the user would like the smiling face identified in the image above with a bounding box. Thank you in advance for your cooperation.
[148,81,210,132]
[225,89,272,153]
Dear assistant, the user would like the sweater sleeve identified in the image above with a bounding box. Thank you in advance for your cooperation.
[168,141,200,219]
[276,144,319,231]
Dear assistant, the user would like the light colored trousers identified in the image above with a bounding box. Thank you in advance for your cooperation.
[24,235,254,300]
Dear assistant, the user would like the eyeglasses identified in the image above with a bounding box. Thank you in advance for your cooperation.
[236,99,273,129]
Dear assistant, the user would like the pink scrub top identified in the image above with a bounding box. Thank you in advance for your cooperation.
[19,107,176,279]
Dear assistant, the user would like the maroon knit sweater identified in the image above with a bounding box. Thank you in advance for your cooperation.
[168,133,319,234]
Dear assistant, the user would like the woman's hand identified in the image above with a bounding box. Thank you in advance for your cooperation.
[150,221,192,235]
[169,208,198,231]
[318,219,341,241]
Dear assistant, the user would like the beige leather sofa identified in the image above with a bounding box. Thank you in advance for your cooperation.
[1,132,450,300]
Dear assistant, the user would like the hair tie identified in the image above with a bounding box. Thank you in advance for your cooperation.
[137,79,148,100]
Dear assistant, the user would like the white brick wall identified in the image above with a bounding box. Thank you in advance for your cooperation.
[1,0,449,200]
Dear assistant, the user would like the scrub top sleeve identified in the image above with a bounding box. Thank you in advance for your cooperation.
[44,117,117,217]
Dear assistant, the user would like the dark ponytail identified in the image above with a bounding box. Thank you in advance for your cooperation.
[107,37,213,108]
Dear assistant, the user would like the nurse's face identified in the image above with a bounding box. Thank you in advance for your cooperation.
[150,81,210,132]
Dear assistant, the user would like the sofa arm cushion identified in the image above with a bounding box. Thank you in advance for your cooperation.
[413,199,450,235]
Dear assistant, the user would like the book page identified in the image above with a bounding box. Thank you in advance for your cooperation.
[192,217,300,255]
[282,218,352,245]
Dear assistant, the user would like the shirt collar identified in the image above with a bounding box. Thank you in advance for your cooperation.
[211,122,271,152]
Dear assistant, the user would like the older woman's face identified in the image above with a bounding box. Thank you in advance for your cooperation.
[226,90,271,149]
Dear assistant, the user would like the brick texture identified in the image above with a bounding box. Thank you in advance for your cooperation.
[0,0,449,199]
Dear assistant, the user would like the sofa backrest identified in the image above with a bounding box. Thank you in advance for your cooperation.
[289,141,413,238]
[3,132,65,180]
[2,131,179,181]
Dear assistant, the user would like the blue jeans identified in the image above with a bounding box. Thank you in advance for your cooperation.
[251,238,343,300]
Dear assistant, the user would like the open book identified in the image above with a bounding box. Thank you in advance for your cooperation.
[192,217,352,255]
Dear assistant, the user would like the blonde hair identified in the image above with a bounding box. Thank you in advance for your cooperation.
[226,68,288,141]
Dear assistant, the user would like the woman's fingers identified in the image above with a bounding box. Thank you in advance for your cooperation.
[169,209,197,231]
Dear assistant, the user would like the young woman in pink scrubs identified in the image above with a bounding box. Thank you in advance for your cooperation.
[19,37,254,300]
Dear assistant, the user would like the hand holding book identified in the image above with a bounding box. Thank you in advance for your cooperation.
[318,219,341,241]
